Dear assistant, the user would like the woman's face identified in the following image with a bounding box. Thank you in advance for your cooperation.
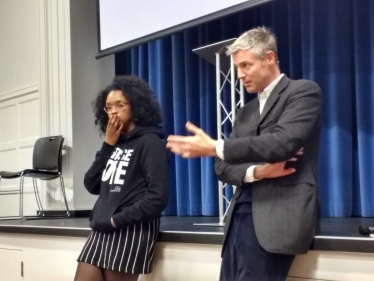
[105,90,135,134]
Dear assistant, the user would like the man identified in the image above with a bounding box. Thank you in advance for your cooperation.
[167,26,322,281]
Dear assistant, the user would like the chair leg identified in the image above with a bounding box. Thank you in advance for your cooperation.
[33,178,44,216]
[20,175,25,220]
[2,175,70,220]
[59,175,70,217]
[0,176,23,220]
[19,177,22,218]
[23,176,70,219]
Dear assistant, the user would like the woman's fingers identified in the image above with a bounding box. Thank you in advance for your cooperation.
[108,115,117,127]
[117,123,123,133]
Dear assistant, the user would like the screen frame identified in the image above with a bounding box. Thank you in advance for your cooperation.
[96,0,275,59]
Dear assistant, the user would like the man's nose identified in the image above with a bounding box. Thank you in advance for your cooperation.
[237,68,245,79]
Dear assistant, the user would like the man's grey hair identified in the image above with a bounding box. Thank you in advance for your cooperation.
[226,26,278,61]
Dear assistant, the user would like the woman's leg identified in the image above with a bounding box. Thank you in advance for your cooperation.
[104,269,139,281]
[74,262,105,281]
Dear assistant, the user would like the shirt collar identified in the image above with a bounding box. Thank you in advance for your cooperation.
[258,73,284,100]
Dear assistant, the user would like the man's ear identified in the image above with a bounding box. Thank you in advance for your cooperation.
[266,51,276,65]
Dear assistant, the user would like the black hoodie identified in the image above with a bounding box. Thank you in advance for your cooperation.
[84,126,169,233]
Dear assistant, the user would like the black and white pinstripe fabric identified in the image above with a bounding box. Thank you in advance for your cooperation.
[77,219,160,274]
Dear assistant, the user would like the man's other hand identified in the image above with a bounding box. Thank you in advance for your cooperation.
[253,148,303,179]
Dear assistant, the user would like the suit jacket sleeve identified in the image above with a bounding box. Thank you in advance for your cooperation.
[224,81,322,163]
[215,121,257,186]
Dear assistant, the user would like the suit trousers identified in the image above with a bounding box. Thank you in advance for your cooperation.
[220,212,295,281]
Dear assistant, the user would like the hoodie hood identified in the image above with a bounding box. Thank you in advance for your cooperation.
[119,126,165,142]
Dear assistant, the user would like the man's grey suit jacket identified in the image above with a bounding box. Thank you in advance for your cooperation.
[215,75,322,255]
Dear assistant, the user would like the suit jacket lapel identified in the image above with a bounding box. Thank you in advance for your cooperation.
[250,99,260,135]
[259,75,290,125]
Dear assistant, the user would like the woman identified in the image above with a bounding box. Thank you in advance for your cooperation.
[75,76,169,281]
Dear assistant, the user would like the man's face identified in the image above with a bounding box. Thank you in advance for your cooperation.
[233,49,275,93]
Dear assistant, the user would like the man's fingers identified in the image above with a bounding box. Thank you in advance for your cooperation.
[167,135,193,143]
[167,142,197,158]
[166,140,182,150]
[182,152,191,158]
[168,144,189,157]
[169,146,182,155]
[282,168,296,176]
[185,122,204,136]
[296,148,304,155]
[167,141,189,150]
[288,157,297,162]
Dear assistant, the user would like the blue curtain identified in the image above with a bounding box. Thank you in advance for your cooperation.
[115,0,374,217]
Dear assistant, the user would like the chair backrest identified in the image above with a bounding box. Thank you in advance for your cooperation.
[32,136,64,172]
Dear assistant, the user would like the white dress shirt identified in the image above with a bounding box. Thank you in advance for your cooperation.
[216,74,284,183]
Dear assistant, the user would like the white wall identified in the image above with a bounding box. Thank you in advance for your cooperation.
[70,0,115,210]
[0,0,114,216]
[0,0,75,215]
[1,232,374,281]
[0,0,45,216]
[0,1,40,95]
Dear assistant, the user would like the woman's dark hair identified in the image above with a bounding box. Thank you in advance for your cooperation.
[93,75,162,133]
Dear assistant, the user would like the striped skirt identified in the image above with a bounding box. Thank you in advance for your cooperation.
[77,219,160,274]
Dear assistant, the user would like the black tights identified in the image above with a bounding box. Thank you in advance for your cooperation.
[74,262,139,281]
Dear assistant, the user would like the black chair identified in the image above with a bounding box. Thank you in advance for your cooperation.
[0,136,70,220]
